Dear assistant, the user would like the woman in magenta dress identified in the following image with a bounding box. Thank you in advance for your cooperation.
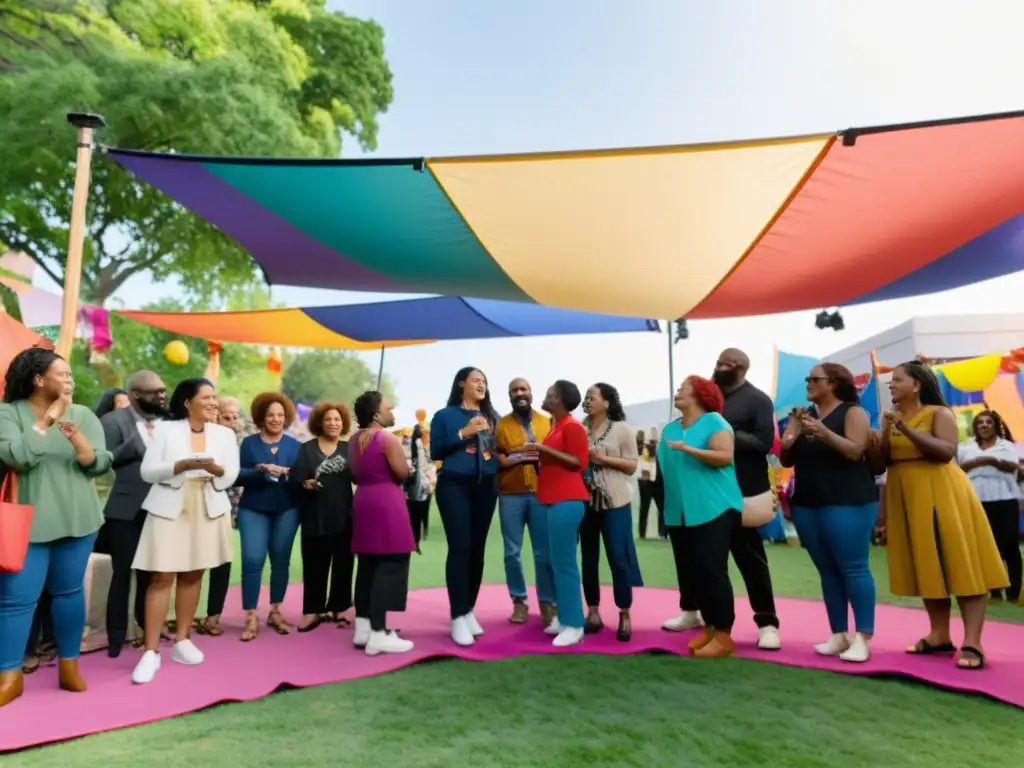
[348,391,416,656]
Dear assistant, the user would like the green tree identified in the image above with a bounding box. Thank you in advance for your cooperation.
[0,0,393,305]
[282,348,395,407]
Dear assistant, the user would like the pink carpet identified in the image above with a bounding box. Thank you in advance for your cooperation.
[4,584,1024,752]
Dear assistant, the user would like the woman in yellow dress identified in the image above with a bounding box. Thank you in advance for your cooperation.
[873,361,1007,670]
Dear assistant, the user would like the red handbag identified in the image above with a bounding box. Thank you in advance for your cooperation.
[0,471,34,573]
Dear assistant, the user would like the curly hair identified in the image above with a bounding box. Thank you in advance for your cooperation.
[550,379,582,412]
[973,409,1015,444]
[819,363,860,404]
[896,361,947,408]
[353,390,383,429]
[686,375,725,414]
[2,348,63,404]
[591,382,626,421]
[168,378,215,420]
[308,400,352,437]
[250,391,297,430]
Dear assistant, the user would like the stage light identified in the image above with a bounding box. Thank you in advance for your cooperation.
[814,310,845,331]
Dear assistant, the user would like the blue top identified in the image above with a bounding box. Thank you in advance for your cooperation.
[429,406,498,478]
[657,414,743,528]
[236,433,301,512]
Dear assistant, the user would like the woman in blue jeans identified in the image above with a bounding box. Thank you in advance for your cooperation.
[236,392,301,641]
[0,348,111,707]
[781,363,878,663]
[523,380,591,648]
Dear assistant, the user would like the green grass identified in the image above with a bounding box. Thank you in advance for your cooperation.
[9,511,1024,767]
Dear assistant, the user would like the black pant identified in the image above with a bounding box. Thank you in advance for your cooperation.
[206,562,231,616]
[983,499,1023,601]
[25,591,55,656]
[669,512,739,631]
[301,528,355,615]
[98,513,150,645]
[673,512,780,629]
[436,474,498,619]
[354,553,411,631]
[407,498,430,546]
[637,480,665,538]
[580,505,637,609]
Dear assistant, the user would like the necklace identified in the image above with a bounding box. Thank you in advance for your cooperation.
[189,425,205,434]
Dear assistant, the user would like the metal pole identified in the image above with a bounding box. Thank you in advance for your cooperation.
[667,320,675,420]
[56,113,106,358]
[376,345,385,390]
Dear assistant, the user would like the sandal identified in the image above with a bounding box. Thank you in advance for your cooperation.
[22,656,40,674]
[616,611,632,643]
[240,614,260,642]
[957,646,986,670]
[584,612,604,635]
[906,638,956,655]
[37,643,57,663]
[195,616,224,637]
[267,609,292,635]
[333,614,352,628]
[297,615,323,633]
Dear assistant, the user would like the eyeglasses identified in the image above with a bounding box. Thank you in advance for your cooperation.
[805,376,830,383]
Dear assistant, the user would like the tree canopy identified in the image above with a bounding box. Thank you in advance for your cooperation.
[282,347,395,408]
[0,0,393,305]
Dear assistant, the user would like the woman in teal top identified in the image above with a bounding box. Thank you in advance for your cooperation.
[657,375,742,660]
[0,348,111,708]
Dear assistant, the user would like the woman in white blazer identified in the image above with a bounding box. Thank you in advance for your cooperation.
[131,378,240,685]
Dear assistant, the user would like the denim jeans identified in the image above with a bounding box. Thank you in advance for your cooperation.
[544,500,586,629]
[0,532,97,672]
[237,507,300,610]
[580,503,644,609]
[792,503,877,634]
[498,493,555,605]
[436,474,498,619]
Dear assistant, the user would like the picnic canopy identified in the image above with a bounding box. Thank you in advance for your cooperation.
[118,295,659,348]
[107,109,1024,320]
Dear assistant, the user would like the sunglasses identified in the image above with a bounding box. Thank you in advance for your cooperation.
[805,376,830,383]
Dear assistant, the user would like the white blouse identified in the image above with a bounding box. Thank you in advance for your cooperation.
[956,438,1021,502]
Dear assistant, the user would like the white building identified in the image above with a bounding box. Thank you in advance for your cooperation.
[824,312,1024,374]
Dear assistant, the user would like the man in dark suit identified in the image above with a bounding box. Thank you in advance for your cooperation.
[98,370,167,657]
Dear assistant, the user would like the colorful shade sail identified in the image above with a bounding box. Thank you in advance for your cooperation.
[106,109,1024,319]
[117,296,657,348]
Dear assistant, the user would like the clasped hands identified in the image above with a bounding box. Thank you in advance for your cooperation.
[784,408,828,440]
[256,463,289,477]
[461,415,491,438]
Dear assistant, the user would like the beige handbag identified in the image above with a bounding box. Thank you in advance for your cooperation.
[741,490,776,528]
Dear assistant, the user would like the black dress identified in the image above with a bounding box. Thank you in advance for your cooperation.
[292,440,355,616]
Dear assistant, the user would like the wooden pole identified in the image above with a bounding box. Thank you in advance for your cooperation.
[56,113,106,359]
[376,345,386,390]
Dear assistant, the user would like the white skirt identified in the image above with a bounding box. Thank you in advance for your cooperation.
[132,479,234,573]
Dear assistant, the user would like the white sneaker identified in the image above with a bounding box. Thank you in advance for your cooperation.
[365,630,414,656]
[467,612,485,637]
[132,650,161,685]
[814,632,851,656]
[171,639,204,666]
[839,632,871,663]
[353,617,371,648]
[552,626,584,647]
[662,611,703,632]
[757,626,782,651]
[451,616,475,646]
[544,618,564,636]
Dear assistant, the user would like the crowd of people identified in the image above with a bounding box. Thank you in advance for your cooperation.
[0,343,1018,706]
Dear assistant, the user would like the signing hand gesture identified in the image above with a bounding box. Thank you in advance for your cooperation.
[302,478,320,490]
[39,394,72,430]
[462,415,490,438]
[588,448,605,466]
[522,441,546,456]
[666,439,687,452]
[58,420,90,450]
[799,413,825,439]
[882,409,902,429]
[784,409,804,439]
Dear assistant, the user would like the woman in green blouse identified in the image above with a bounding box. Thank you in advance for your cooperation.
[0,348,111,708]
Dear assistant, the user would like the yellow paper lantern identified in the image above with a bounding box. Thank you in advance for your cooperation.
[163,340,189,366]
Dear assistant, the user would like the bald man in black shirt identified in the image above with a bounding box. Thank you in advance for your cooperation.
[661,348,782,650]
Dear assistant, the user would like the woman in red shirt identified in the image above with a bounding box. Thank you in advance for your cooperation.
[524,380,590,647]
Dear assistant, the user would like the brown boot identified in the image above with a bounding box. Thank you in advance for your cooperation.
[687,628,715,654]
[509,600,529,624]
[539,602,555,628]
[58,659,88,693]
[0,670,25,708]
[692,630,735,659]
